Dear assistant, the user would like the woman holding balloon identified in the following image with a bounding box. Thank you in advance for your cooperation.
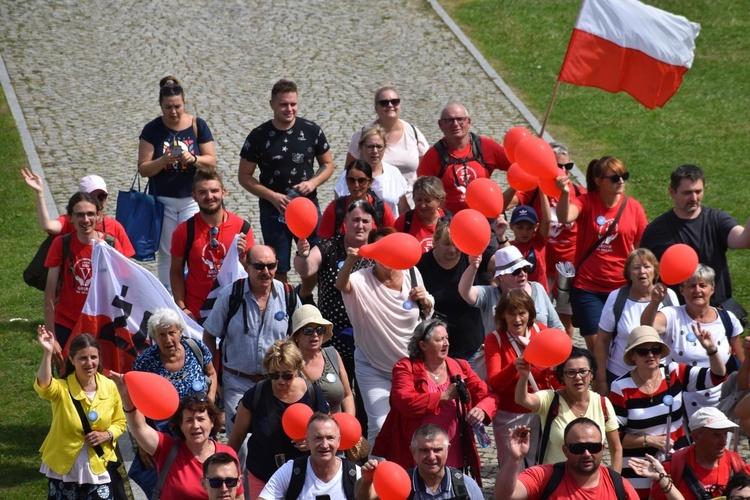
[337,226,434,447]
[35,329,126,500]
[556,156,648,352]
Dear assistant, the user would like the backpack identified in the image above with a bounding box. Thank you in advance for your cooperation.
[406,466,469,500]
[221,278,298,338]
[610,286,674,345]
[182,215,251,270]
[540,462,626,499]
[667,445,746,499]
[285,455,357,500]
[717,307,742,373]
[433,132,487,179]
[401,209,453,235]
[537,391,610,465]
[333,192,386,237]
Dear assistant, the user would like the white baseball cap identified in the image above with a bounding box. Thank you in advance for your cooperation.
[79,175,108,194]
[688,407,739,432]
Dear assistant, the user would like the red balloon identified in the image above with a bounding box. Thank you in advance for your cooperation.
[282,403,314,440]
[332,412,362,450]
[373,461,411,500]
[503,126,532,164]
[358,232,422,270]
[660,244,699,285]
[466,178,504,217]
[538,176,562,198]
[515,136,559,179]
[507,163,538,192]
[125,371,179,420]
[524,328,572,368]
[285,197,318,239]
[449,209,491,256]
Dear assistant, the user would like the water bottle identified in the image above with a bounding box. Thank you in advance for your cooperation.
[473,424,491,448]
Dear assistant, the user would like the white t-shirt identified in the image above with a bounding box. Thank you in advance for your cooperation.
[598,287,680,378]
[660,305,741,418]
[259,457,361,500]
[347,119,429,205]
[334,161,408,217]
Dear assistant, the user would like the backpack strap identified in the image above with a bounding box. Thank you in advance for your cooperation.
[435,133,487,179]
[667,447,689,491]
[718,307,733,342]
[611,286,631,343]
[182,215,196,270]
[403,210,415,234]
[341,458,358,500]
[408,267,425,320]
[283,282,298,336]
[323,346,341,378]
[240,220,251,235]
[333,197,347,236]
[59,233,73,293]
[369,190,387,228]
[251,379,267,414]
[223,278,248,339]
[540,462,567,499]
[284,456,309,500]
[184,337,204,368]
[607,467,627,500]
[537,392,561,464]
[527,188,539,208]
[600,395,609,422]
[151,442,180,500]
[447,467,469,499]
[410,123,418,142]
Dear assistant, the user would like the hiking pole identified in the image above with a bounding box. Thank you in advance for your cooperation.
[662,365,673,460]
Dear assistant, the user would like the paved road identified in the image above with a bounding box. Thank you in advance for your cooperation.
[1,0,565,497]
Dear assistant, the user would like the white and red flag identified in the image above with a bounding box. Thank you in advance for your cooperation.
[559,0,700,109]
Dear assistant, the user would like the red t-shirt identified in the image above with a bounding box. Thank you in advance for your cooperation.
[571,193,647,293]
[153,433,244,500]
[318,194,395,239]
[44,234,125,329]
[170,212,254,315]
[519,463,639,499]
[417,136,510,213]
[517,183,586,277]
[511,233,549,293]
[57,214,135,258]
[394,208,450,253]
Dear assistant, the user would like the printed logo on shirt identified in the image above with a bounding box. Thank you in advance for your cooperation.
[597,219,619,253]
[73,257,94,293]
[420,237,435,252]
[201,242,227,279]
[549,207,575,240]
[291,153,305,164]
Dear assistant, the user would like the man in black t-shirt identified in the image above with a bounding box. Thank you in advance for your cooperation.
[640,164,750,306]
[238,79,334,283]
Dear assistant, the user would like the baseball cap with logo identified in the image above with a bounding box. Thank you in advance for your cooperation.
[688,407,739,432]
[510,205,538,225]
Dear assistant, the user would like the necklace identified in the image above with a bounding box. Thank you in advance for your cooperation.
[634,370,662,403]
[561,392,589,418]
[426,363,446,381]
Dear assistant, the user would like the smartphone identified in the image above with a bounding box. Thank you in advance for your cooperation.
[171,145,183,157]
[315,496,331,500]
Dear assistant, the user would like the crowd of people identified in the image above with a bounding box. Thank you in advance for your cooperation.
[27,76,750,500]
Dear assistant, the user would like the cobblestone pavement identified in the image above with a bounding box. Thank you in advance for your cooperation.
[2,0,566,497]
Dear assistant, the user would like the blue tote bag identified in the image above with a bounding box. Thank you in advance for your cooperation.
[116,173,164,262]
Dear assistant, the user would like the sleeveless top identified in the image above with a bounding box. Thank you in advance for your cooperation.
[311,347,345,413]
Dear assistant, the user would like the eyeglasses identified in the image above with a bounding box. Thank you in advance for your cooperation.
[302,325,327,336]
[512,266,532,277]
[363,144,385,151]
[728,495,750,500]
[558,162,574,171]
[440,117,469,124]
[73,211,97,220]
[563,369,592,379]
[96,193,108,202]
[268,371,295,381]
[377,98,401,107]
[160,85,183,96]
[205,477,239,489]
[605,172,630,183]
[565,442,603,455]
[250,262,277,271]
[209,226,219,249]
[635,345,663,357]
[346,176,370,185]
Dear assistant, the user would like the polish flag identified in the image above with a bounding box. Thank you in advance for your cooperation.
[559,0,700,109]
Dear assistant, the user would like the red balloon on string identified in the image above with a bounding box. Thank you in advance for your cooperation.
[503,126,532,164]
[538,176,562,198]
[450,209,491,256]
[465,178,504,217]
[523,328,572,368]
[507,163,539,192]
[332,412,362,450]
[125,371,179,420]
[660,244,699,285]
[515,136,559,179]
[285,197,318,239]
[282,403,314,440]
[373,461,411,500]
[358,232,422,270]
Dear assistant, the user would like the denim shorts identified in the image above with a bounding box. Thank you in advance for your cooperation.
[259,201,321,273]
[570,287,610,336]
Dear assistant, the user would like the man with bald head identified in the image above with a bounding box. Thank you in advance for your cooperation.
[417,102,511,214]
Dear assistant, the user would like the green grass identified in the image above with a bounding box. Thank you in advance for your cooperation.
[0,86,51,496]
[442,0,750,305]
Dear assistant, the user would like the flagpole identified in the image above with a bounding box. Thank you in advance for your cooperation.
[539,80,562,137]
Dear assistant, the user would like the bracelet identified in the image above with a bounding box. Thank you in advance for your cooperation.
[497,238,508,245]
[123,407,136,413]
[643,435,648,447]
[106,430,113,442]
[658,472,671,482]
[190,154,198,165]
[706,348,718,356]
[181,306,190,312]
[660,480,673,494]
[295,252,309,259]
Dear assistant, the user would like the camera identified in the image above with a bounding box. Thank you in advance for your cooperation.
[451,374,470,404]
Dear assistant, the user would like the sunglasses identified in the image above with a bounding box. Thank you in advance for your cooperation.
[160,85,183,96]
[512,266,532,277]
[377,98,401,107]
[440,117,469,124]
[558,162,574,171]
[209,226,219,249]
[205,477,239,489]
[346,176,370,185]
[250,262,277,271]
[96,193,108,202]
[605,172,630,183]
[302,325,327,336]
[566,442,603,455]
[268,371,295,381]
[563,369,592,379]
[635,345,663,357]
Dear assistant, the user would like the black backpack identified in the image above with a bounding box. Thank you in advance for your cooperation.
[406,466,469,500]
[221,278,298,337]
[284,455,357,500]
[433,132,487,179]
[401,209,453,234]
[333,191,386,236]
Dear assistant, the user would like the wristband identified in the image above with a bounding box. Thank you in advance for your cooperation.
[295,252,309,259]
[497,238,508,245]
[643,435,648,447]
[190,154,198,165]
[706,348,719,356]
